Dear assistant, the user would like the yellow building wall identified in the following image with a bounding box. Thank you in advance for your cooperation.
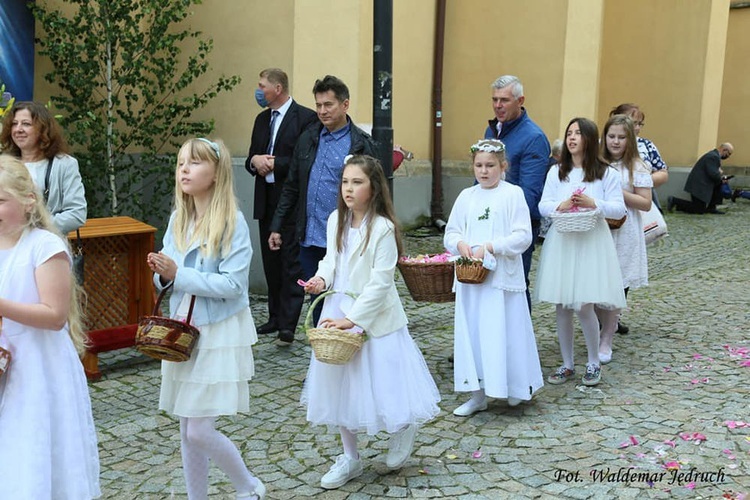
[30,0,743,169]
[718,7,750,167]
[558,0,604,134]
[440,0,568,161]
[597,0,730,166]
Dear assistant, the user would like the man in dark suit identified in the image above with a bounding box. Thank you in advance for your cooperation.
[668,142,734,214]
[245,68,318,342]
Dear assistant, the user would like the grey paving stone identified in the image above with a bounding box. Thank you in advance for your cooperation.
[89,202,750,498]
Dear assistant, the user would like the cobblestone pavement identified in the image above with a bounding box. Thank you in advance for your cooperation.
[92,200,750,499]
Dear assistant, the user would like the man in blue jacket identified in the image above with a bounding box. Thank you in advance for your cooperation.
[484,75,550,309]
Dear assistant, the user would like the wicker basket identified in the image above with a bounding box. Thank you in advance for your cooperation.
[0,347,9,377]
[305,291,365,365]
[0,318,9,378]
[456,260,489,284]
[606,214,627,230]
[135,283,199,362]
[397,258,455,302]
[550,209,600,233]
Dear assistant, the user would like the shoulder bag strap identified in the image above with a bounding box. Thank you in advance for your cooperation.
[43,157,53,203]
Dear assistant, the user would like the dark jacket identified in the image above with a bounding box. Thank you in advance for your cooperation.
[244,100,318,220]
[684,148,722,205]
[270,118,378,241]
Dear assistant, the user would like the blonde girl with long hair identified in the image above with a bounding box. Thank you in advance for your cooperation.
[0,154,100,498]
[597,115,652,363]
[147,138,265,499]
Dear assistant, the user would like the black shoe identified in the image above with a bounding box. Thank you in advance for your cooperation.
[275,329,294,346]
[667,196,676,213]
[616,321,629,335]
[731,189,741,203]
[708,209,726,215]
[257,321,278,335]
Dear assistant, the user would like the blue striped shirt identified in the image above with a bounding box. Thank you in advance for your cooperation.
[304,122,352,247]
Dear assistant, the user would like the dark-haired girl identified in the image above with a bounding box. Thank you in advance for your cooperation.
[534,118,626,387]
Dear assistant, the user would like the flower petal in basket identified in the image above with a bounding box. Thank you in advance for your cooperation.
[397,255,455,302]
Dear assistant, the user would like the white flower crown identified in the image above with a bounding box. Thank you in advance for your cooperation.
[470,140,506,154]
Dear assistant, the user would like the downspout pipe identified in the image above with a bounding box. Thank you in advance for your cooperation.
[373,0,394,196]
[431,0,447,230]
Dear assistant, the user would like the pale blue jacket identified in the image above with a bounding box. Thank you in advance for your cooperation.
[153,210,252,327]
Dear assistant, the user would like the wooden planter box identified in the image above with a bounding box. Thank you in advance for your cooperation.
[69,217,156,380]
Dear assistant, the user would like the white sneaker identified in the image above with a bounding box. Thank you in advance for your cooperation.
[453,397,488,417]
[320,454,363,489]
[599,350,612,365]
[386,424,418,469]
[507,397,523,407]
[236,478,266,499]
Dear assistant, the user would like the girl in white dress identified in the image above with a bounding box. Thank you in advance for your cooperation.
[535,118,627,387]
[598,115,653,363]
[444,139,543,417]
[302,155,440,490]
[0,155,100,499]
[147,139,265,500]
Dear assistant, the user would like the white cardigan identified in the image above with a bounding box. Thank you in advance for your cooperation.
[315,211,408,338]
[444,181,532,292]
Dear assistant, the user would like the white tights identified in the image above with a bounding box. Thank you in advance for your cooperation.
[180,417,258,499]
[556,303,601,367]
[340,426,359,459]
[595,306,620,354]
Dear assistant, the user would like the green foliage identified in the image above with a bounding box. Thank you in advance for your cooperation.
[30,0,241,220]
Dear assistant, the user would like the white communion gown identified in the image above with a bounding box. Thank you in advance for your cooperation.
[301,228,441,435]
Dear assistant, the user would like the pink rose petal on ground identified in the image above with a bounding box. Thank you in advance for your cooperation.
[663,367,671,372]
[630,435,639,446]
[618,441,630,449]
[693,354,703,360]
[690,379,700,384]
[472,449,482,459]
[664,440,676,448]
[684,482,696,490]
[723,449,732,454]
[664,461,680,470]
[693,433,706,443]
[636,453,646,458]
[726,421,738,429]
[740,360,750,367]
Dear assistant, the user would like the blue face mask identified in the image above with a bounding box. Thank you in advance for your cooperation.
[255,88,269,108]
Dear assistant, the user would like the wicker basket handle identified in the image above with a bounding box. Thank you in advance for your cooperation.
[154,282,197,323]
[304,290,358,330]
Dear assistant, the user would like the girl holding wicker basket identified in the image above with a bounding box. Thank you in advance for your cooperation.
[444,139,544,417]
[534,118,627,387]
[302,155,440,490]
[0,155,100,498]
[147,138,265,499]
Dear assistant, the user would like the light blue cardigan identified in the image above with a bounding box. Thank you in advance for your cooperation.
[153,210,252,327]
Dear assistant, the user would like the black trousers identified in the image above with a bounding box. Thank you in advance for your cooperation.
[673,184,723,214]
[258,216,304,331]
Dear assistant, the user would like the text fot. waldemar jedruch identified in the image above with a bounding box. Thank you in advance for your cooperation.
[554,467,726,486]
